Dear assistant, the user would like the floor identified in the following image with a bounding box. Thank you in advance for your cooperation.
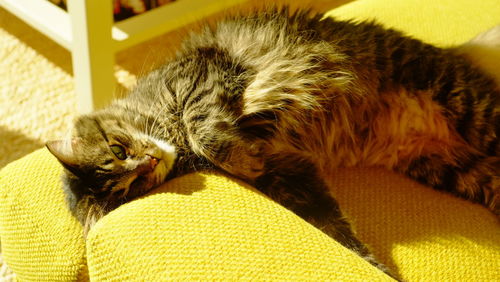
[0,0,352,279]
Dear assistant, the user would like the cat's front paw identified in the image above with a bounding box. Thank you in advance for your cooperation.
[219,141,266,180]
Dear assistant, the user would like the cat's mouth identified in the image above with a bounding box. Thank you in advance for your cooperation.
[127,158,169,198]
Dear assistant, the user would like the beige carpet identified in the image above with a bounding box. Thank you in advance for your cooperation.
[0,1,350,279]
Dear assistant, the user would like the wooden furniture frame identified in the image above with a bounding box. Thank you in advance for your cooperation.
[0,0,244,112]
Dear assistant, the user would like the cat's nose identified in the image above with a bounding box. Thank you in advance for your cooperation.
[149,155,159,169]
[136,155,160,173]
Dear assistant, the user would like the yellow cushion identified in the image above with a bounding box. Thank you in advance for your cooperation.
[87,171,390,280]
[1,0,499,280]
[0,149,88,280]
[325,0,500,47]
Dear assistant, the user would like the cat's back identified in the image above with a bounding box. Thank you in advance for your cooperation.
[181,8,332,64]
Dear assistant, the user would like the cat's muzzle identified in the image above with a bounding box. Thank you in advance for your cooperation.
[126,154,163,198]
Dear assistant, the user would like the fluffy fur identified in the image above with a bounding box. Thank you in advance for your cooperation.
[47,8,499,276]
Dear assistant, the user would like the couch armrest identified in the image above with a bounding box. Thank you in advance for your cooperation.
[0,149,88,280]
[86,173,390,280]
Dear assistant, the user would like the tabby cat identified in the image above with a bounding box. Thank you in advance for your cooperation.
[46,8,499,276]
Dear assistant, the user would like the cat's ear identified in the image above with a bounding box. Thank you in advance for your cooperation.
[46,139,81,169]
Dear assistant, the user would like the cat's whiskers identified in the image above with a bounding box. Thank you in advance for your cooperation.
[137,45,157,80]
[146,75,172,139]
[144,111,153,138]
[137,52,168,139]
[142,98,160,139]
[147,101,164,140]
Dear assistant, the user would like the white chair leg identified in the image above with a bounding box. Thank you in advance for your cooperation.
[68,0,115,113]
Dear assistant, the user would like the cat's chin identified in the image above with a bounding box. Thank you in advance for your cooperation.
[128,175,152,197]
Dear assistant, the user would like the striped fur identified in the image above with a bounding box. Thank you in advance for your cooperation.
[47,8,499,275]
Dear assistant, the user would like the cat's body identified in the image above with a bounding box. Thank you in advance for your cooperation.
[47,8,499,276]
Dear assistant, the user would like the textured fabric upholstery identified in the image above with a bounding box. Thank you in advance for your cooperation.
[1,0,499,280]
[0,149,88,280]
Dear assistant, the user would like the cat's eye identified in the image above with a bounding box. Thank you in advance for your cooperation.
[110,145,127,160]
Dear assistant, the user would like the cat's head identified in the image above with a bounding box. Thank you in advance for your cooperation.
[47,112,176,209]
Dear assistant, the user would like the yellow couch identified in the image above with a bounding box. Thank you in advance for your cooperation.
[1,0,499,280]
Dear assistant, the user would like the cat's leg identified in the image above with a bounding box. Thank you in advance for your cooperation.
[375,26,500,215]
[186,117,395,274]
[399,153,499,216]
[254,154,394,277]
